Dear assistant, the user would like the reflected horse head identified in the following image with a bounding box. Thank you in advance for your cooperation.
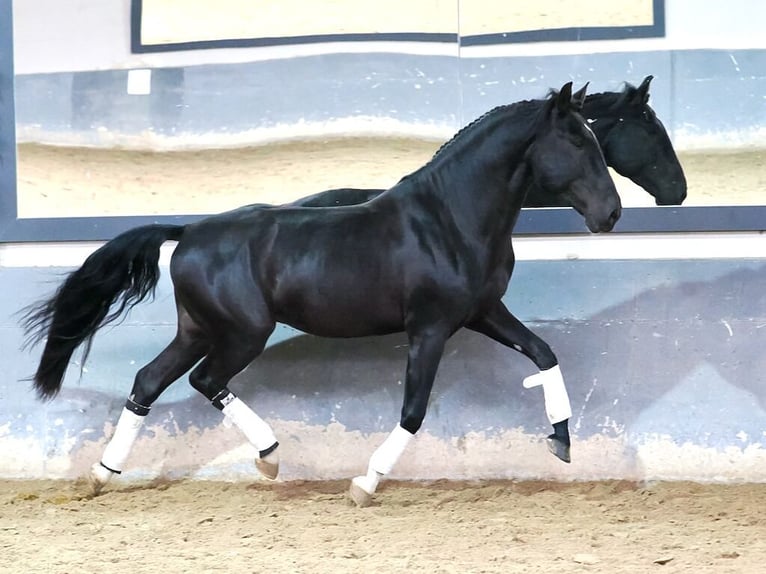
[587,75,687,206]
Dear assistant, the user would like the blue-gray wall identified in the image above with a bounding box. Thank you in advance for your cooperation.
[4,258,766,482]
[14,48,766,151]
[4,0,766,483]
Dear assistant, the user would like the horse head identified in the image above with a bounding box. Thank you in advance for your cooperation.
[593,75,687,206]
[527,82,622,233]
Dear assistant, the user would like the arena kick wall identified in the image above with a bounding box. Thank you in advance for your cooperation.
[2,0,766,484]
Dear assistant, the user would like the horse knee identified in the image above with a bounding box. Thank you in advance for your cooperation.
[530,340,557,371]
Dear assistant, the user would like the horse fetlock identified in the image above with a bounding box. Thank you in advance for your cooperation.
[220,394,278,452]
[88,462,115,495]
[101,407,147,473]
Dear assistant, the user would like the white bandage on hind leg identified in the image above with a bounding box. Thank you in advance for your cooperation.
[354,424,414,495]
[522,365,572,424]
[222,397,278,456]
[101,407,146,473]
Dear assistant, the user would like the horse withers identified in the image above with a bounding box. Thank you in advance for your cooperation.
[21,82,620,506]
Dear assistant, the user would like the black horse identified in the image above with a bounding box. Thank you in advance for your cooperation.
[297,76,686,210]
[21,83,621,506]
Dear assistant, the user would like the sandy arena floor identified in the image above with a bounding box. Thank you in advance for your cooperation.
[2,478,765,574]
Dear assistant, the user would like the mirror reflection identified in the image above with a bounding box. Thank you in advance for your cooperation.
[11,0,765,220]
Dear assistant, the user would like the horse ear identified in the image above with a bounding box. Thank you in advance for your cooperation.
[556,81,574,113]
[571,82,589,111]
[634,75,653,105]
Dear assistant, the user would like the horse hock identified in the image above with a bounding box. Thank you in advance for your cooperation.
[523,365,572,463]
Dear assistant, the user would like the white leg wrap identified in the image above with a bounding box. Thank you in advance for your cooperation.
[369,424,414,475]
[101,408,146,472]
[522,365,572,424]
[353,424,414,496]
[222,397,277,456]
[352,467,383,496]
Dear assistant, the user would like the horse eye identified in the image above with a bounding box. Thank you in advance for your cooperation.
[571,136,585,148]
[643,110,653,122]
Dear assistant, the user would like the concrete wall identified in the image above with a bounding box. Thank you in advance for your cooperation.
[4,1,766,485]
[4,253,766,483]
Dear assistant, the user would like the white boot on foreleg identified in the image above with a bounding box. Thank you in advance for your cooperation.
[522,364,572,424]
[350,424,414,507]
[522,364,573,462]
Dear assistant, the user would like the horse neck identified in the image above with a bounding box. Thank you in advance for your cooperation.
[420,104,542,242]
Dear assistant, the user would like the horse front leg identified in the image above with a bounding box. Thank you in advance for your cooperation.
[350,325,448,507]
[466,300,572,463]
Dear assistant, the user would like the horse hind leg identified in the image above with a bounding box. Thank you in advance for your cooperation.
[187,328,280,480]
[89,312,208,494]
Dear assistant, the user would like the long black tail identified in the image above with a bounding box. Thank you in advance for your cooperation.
[19,224,186,400]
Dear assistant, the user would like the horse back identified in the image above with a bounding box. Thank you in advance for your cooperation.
[172,201,409,336]
[171,193,504,337]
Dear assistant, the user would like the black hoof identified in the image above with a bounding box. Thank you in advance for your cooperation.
[547,434,571,463]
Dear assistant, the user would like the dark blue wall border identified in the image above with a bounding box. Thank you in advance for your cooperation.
[0,0,17,228]
[130,0,664,54]
[2,206,766,244]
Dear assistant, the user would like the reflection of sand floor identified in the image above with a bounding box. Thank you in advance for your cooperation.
[15,140,766,218]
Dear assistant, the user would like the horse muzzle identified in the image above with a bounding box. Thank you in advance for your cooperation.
[585,202,621,233]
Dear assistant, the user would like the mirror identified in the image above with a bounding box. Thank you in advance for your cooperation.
[6,0,766,240]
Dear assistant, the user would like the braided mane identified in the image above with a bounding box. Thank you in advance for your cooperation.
[424,94,557,169]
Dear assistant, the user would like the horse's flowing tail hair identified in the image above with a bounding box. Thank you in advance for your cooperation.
[20,224,186,400]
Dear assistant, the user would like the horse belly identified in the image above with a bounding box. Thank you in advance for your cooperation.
[275,292,403,338]
[274,277,403,337]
